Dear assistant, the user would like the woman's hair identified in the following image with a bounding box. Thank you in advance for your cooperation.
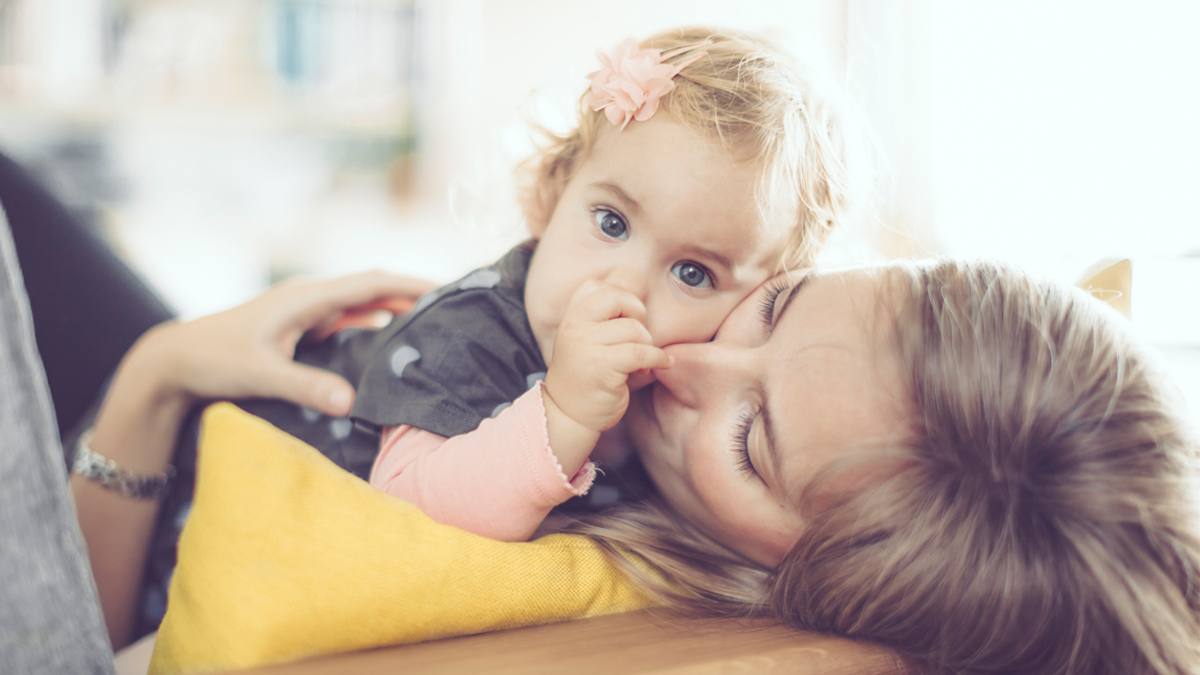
[562,258,1200,674]
[518,26,869,271]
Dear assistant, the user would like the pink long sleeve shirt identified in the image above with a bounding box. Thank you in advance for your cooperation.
[368,383,595,542]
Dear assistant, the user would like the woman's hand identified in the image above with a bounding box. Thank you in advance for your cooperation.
[146,270,438,416]
[78,269,436,649]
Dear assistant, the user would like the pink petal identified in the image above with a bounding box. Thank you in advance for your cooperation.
[605,105,627,127]
[585,90,606,111]
[604,85,634,111]
[626,62,658,87]
[611,38,640,63]
[589,37,709,129]
[618,80,646,108]
[634,99,659,122]
[643,78,674,99]
[588,77,609,98]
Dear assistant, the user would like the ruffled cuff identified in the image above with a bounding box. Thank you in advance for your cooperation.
[519,382,594,503]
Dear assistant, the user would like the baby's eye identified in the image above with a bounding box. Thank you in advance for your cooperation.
[594,210,628,241]
[671,261,713,289]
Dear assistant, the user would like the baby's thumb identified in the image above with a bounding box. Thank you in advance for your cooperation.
[265,361,356,417]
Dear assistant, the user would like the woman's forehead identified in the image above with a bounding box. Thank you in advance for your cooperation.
[774,266,890,323]
[766,267,908,494]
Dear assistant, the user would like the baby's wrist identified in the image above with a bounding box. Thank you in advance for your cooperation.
[541,384,600,434]
[541,387,601,476]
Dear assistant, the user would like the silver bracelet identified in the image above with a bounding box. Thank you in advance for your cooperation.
[72,429,175,500]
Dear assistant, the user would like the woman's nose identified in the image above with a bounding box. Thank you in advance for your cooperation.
[657,341,743,409]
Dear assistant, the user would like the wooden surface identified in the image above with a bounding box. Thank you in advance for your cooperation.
[234,610,909,674]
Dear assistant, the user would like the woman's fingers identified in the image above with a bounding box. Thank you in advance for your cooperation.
[293,270,438,329]
[260,359,357,417]
[156,270,438,408]
[306,297,419,341]
[251,271,438,412]
[347,297,420,315]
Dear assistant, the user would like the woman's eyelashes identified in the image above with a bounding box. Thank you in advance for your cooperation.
[593,208,628,241]
[732,408,761,479]
[758,278,793,329]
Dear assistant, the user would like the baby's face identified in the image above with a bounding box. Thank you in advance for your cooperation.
[525,115,790,387]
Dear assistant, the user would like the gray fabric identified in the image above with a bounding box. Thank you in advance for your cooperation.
[0,203,114,674]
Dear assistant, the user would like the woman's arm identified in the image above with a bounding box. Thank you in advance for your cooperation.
[71,325,192,651]
[72,271,437,649]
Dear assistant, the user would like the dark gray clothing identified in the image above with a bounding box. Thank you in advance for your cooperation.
[349,241,545,436]
[233,241,546,481]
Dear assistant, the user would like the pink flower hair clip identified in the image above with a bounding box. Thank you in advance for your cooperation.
[585,38,710,130]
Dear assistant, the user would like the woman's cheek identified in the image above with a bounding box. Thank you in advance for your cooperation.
[685,425,738,508]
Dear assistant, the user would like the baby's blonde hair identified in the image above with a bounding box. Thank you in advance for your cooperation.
[519,26,869,271]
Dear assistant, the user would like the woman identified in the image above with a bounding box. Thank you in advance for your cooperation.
[82,263,1200,674]
[567,261,1200,674]
[5,150,1198,673]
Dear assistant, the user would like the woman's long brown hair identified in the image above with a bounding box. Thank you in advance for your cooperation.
[559,259,1200,674]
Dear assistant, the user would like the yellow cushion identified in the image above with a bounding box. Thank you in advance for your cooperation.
[149,403,651,674]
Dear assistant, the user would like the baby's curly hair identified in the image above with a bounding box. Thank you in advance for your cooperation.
[518,26,870,272]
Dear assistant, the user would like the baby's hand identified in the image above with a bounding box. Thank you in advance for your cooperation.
[543,277,673,436]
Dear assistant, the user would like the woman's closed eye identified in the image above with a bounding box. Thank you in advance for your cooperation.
[593,208,628,241]
[731,407,762,481]
[758,278,792,330]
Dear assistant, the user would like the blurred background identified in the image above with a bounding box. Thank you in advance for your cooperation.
[1,0,1197,422]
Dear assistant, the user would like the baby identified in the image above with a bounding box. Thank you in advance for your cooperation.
[245,28,862,541]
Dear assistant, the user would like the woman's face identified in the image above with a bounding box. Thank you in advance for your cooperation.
[625,267,911,567]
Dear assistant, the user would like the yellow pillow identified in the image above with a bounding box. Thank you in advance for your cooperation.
[149,403,651,674]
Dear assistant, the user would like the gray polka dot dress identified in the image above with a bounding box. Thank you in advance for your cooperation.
[234,241,547,480]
